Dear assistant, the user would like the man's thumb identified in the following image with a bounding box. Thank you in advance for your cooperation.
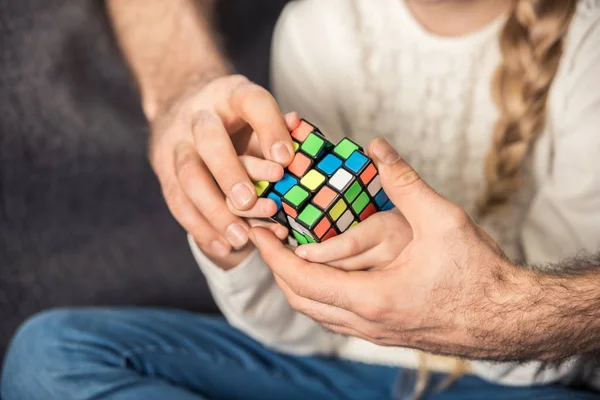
[368,138,440,229]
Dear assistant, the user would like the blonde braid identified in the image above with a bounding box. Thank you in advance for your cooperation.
[413,2,579,398]
[478,0,577,216]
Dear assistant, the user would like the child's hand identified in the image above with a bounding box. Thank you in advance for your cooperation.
[293,208,413,270]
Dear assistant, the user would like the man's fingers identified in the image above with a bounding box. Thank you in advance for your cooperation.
[325,249,383,271]
[174,143,250,249]
[273,273,393,345]
[191,110,257,211]
[225,197,278,220]
[247,219,289,241]
[250,227,386,319]
[243,112,301,158]
[272,273,370,328]
[284,112,301,131]
[228,82,294,166]
[294,220,378,263]
[368,138,448,233]
[161,182,231,257]
[239,155,284,182]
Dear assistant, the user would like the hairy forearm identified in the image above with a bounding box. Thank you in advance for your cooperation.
[106,0,231,120]
[476,254,600,362]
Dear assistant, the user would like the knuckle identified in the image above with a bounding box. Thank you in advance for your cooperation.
[212,165,236,184]
[227,74,249,86]
[345,236,361,255]
[191,109,220,141]
[162,182,183,206]
[233,83,270,106]
[287,269,312,298]
[174,151,198,182]
[380,245,396,263]
[357,296,392,322]
[288,279,308,299]
[361,324,386,341]
[203,203,225,219]
[389,163,421,189]
[444,205,471,229]
[191,109,218,127]
[286,294,305,313]
[356,303,383,321]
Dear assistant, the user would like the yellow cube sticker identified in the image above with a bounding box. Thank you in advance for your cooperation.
[300,170,325,191]
[329,198,347,221]
[254,181,270,197]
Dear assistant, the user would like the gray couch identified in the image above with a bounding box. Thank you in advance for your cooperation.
[0,0,290,358]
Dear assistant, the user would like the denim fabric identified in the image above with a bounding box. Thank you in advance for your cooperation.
[2,308,598,400]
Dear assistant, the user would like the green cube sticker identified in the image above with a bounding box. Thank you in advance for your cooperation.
[301,133,325,157]
[352,191,370,214]
[305,235,316,243]
[298,204,322,227]
[293,230,308,245]
[333,138,359,160]
[284,185,309,206]
[344,181,362,203]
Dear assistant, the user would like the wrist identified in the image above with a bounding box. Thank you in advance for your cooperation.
[459,260,537,358]
[142,62,231,122]
[481,262,596,361]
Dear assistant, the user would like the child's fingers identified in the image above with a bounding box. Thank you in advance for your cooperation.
[226,197,278,219]
[248,218,289,241]
[239,155,284,182]
[294,221,378,263]
[326,247,392,271]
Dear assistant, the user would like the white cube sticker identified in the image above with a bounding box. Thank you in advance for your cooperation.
[329,169,353,191]
[367,175,382,196]
[336,209,355,232]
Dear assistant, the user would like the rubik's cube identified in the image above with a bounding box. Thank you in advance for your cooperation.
[254,119,393,245]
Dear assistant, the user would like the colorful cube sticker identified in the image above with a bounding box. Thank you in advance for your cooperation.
[253,119,390,243]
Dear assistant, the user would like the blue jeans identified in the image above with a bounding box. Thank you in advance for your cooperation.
[1,308,597,400]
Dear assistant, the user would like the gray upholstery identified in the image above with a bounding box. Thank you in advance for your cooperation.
[0,0,290,358]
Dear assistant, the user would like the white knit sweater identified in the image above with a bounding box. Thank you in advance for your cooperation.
[190,0,600,387]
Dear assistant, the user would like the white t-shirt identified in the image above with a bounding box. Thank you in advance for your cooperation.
[190,0,600,386]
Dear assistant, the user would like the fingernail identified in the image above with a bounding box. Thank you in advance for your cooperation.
[270,141,292,164]
[231,183,254,208]
[373,139,400,165]
[210,240,230,257]
[295,248,308,259]
[226,224,248,248]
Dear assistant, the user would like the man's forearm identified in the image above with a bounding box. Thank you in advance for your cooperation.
[482,254,600,362]
[106,0,231,120]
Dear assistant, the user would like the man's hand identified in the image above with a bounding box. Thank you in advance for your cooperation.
[250,138,600,362]
[149,75,295,258]
[107,1,293,262]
